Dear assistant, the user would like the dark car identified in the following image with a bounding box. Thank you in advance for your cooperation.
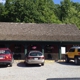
[25,51,45,66]
[0,48,14,67]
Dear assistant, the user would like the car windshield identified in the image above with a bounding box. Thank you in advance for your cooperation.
[0,50,11,54]
[30,52,42,56]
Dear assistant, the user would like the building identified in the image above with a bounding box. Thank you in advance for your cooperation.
[0,22,80,60]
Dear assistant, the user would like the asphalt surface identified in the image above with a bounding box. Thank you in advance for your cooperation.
[0,60,80,80]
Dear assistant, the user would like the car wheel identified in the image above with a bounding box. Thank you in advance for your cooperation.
[65,56,69,63]
[9,63,12,67]
[74,57,79,65]
[41,63,44,66]
[25,63,28,66]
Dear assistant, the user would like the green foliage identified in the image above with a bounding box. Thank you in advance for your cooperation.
[60,0,72,21]
[54,0,80,29]
[0,3,5,21]
[0,0,60,23]
[0,0,80,29]
[61,0,80,29]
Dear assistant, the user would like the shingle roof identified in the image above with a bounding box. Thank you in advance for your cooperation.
[0,22,80,41]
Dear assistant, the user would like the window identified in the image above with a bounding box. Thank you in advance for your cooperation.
[5,50,11,54]
[14,45,21,53]
[78,49,80,52]
[44,45,53,53]
[0,50,11,54]
[30,52,42,56]
[69,49,75,52]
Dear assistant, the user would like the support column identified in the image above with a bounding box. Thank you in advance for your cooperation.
[24,45,27,55]
[58,42,62,60]
[42,45,44,55]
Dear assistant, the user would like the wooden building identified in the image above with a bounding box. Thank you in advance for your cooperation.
[0,22,80,60]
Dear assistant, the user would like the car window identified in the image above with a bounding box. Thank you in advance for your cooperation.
[69,49,75,52]
[30,52,42,56]
[78,49,80,52]
[0,50,11,54]
[5,50,11,54]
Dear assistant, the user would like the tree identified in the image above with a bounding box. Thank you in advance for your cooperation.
[60,0,72,22]
[23,0,60,23]
[0,0,60,23]
[59,0,80,29]
[54,4,62,21]
[0,3,5,21]
[2,0,15,22]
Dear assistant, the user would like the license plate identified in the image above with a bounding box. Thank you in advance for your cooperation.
[34,58,38,60]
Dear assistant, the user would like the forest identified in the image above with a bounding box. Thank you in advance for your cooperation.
[0,0,80,29]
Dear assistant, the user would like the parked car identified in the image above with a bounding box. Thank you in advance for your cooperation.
[65,46,80,64]
[0,48,14,67]
[25,51,45,66]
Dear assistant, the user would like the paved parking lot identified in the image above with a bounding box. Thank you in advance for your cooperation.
[0,60,80,80]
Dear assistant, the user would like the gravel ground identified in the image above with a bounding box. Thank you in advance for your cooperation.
[0,60,80,80]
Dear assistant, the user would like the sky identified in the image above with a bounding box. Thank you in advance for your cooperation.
[0,0,5,3]
[54,0,80,4]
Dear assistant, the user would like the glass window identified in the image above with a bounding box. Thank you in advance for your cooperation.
[69,49,75,52]
[0,50,5,54]
[0,50,11,54]
[78,49,80,52]
[44,45,53,53]
[14,45,21,53]
[5,50,11,54]
[30,52,42,56]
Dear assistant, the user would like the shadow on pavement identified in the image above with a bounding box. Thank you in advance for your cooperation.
[0,65,7,68]
[56,60,80,66]
[17,62,41,67]
[17,62,26,67]
[47,78,80,80]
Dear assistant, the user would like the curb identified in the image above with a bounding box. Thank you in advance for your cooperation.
[45,60,55,63]
[57,59,65,62]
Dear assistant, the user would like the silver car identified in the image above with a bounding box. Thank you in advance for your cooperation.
[25,51,45,66]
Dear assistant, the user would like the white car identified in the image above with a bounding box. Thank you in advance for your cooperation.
[25,51,45,66]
